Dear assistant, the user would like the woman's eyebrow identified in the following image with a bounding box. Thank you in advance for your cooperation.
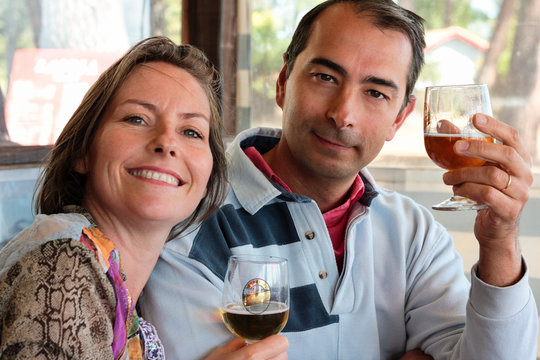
[118,99,209,121]
[119,98,156,110]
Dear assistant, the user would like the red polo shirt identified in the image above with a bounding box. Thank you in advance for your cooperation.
[244,147,365,272]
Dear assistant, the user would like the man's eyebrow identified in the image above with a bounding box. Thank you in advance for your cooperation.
[363,75,399,92]
[308,57,347,76]
[308,57,400,92]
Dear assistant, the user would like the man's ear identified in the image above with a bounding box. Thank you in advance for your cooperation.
[386,95,416,141]
[276,55,288,109]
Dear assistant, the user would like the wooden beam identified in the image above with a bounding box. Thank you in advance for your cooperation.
[181,0,221,68]
[182,0,237,135]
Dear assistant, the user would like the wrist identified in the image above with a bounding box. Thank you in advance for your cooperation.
[477,244,523,286]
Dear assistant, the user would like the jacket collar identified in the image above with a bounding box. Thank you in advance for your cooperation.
[227,127,378,214]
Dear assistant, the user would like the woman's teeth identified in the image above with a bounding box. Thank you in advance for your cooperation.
[129,169,180,186]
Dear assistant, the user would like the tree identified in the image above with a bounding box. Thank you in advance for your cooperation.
[25,0,40,46]
[37,0,129,50]
[251,7,289,123]
[476,0,518,88]
[151,0,167,36]
[1,1,34,89]
[251,0,321,126]
[495,0,540,159]
[410,0,540,160]
[412,0,488,30]
[151,0,181,43]
[0,85,8,143]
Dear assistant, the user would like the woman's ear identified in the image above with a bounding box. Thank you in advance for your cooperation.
[202,187,208,199]
[74,157,89,175]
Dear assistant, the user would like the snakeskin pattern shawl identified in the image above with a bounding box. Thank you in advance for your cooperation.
[0,207,165,359]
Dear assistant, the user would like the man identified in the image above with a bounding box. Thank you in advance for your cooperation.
[140,1,538,358]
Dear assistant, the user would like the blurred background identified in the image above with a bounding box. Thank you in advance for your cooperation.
[0,1,538,355]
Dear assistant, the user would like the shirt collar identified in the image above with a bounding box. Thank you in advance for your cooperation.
[227,127,378,213]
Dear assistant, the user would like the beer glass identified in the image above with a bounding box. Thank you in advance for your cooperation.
[221,255,289,343]
[424,84,495,210]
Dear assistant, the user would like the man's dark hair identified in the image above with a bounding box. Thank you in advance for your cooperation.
[284,0,426,108]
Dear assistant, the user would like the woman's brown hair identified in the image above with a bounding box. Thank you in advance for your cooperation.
[35,36,227,237]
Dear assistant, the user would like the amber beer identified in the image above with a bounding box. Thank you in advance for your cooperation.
[221,302,289,343]
[424,133,495,170]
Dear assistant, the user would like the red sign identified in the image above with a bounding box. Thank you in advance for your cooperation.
[6,49,122,145]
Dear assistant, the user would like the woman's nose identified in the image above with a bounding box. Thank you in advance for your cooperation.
[151,124,178,157]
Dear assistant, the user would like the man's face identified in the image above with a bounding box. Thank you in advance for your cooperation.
[276,3,415,183]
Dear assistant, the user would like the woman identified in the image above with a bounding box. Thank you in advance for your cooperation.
[0,37,287,359]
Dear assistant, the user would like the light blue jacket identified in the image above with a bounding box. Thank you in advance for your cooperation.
[141,127,538,359]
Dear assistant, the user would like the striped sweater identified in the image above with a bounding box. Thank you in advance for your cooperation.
[141,127,537,360]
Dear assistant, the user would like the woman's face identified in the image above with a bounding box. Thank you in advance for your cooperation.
[77,61,213,229]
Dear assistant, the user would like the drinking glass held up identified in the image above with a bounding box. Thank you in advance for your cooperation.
[424,84,495,211]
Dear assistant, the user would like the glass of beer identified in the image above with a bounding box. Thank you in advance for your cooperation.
[424,84,495,210]
[221,255,289,343]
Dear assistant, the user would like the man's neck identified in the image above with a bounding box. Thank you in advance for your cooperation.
[262,141,355,213]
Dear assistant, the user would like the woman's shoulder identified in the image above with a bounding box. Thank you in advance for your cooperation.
[3,237,111,289]
[0,237,117,358]
[0,212,92,278]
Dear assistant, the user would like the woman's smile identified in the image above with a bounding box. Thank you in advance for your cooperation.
[128,167,183,187]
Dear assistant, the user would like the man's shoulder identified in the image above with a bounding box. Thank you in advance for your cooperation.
[164,195,303,280]
[168,198,298,250]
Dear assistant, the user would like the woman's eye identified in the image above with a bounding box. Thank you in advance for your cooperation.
[315,73,335,83]
[181,128,203,139]
[124,116,146,125]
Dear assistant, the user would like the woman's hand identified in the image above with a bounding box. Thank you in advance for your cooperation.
[205,335,288,360]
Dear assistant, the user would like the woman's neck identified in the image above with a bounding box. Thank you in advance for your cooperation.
[86,206,172,302]
[116,239,164,302]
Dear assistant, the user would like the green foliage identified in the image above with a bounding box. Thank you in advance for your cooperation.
[162,0,181,44]
[0,0,182,93]
[0,1,35,92]
[412,0,492,30]
[252,10,289,101]
[409,0,498,86]
[250,0,498,116]
[494,7,518,83]
[251,0,322,121]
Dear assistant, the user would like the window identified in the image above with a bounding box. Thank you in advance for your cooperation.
[0,0,181,247]
[251,0,540,162]
[0,0,181,154]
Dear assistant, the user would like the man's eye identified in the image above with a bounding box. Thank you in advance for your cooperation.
[367,90,387,100]
[315,73,335,83]
[124,116,146,125]
[181,129,203,139]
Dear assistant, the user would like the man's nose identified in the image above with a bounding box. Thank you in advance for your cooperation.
[327,87,357,129]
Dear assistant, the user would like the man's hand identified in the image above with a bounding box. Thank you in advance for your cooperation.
[443,113,532,286]
[205,335,288,360]
[400,349,434,359]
